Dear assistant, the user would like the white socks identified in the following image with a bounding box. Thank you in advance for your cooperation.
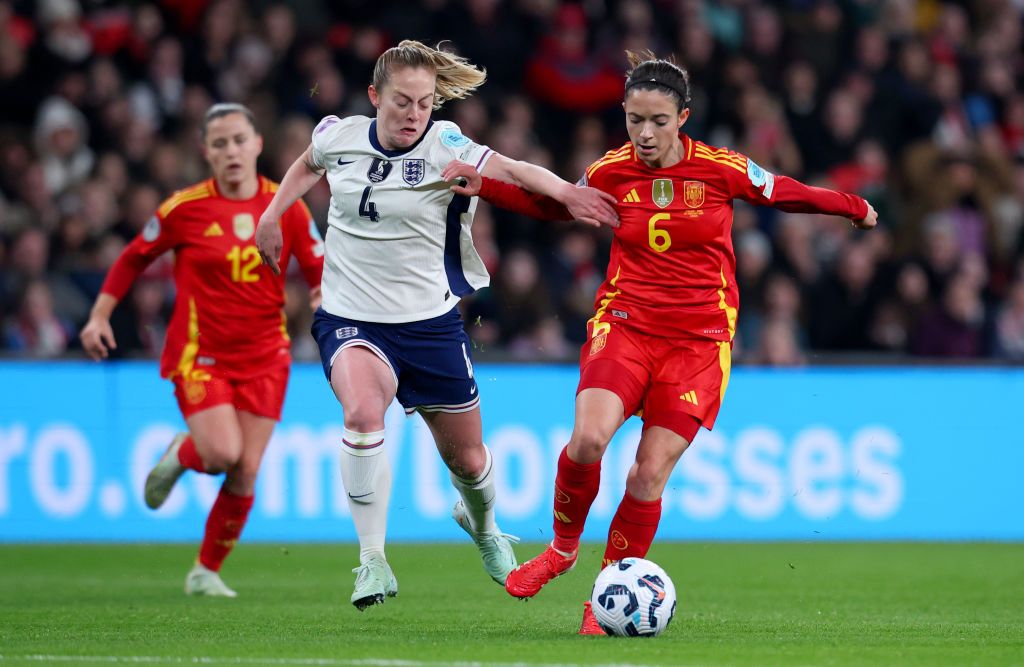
[340,429,391,564]
[449,445,497,534]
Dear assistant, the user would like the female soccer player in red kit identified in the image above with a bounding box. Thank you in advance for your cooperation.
[80,103,324,597]
[444,50,877,633]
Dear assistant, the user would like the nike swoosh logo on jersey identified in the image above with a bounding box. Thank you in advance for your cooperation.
[338,159,354,165]
[348,491,374,500]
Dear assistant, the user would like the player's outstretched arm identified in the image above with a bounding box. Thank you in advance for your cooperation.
[443,160,572,221]
[771,175,878,230]
[479,153,619,228]
[256,144,325,275]
[80,217,176,360]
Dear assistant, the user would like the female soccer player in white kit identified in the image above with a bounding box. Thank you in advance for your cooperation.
[255,40,617,610]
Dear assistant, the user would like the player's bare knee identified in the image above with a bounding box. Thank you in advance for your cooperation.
[627,461,669,500]
[444,442,486,480]
[193,439,241,473]
[569,428,612,464]
[342,404,385,434]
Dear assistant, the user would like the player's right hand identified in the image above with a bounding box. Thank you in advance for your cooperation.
[80,317,117,361]
[853,202,878,230]
[442,160,481,196]
[256,216,283,275]
[561,184,620,229]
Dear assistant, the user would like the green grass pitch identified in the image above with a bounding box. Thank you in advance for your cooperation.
[1,542,1022,666]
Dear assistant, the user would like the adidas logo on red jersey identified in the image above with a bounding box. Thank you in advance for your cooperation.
[621,188,641,203]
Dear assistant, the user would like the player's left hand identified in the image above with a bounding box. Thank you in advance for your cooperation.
[308,285,322,311]
[442,160,481,196]
[852,202,878,230]
[255,216,283,275]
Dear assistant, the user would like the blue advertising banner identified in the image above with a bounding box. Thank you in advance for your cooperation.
[0,362,1021,541]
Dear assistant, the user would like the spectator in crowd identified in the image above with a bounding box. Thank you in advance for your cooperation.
[3,279,72,357]
[34,96,94,197]
[869,262,931,353]
[911,273,987,358]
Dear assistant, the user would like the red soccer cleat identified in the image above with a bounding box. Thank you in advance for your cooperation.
[578,601,605,635]
[504,545,577,598]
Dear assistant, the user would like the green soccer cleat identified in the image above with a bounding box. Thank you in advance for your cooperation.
[350,555,398,611]
[144,432,188,510]
[184,563,237,598]
[452,500,520,585]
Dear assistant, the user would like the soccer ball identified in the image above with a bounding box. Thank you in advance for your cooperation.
[590,557,677,637]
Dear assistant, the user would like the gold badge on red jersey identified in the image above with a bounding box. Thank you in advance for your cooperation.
[232,213,255,240]
[653,179,674,208]
[684,181,705,208]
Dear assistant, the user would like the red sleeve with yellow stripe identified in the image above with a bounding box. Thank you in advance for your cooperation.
[99,184,202,300]
[702,144,868,220]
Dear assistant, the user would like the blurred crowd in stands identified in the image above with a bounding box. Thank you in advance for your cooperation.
[2,0,1024,364]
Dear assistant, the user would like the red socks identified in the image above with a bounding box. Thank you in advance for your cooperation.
[551,447,602,555]
[176,435,206,473]
[198,487,254,572]
[602,492,662,567]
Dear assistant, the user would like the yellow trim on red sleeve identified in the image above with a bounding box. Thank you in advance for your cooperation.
[693,145,747,174]
[157,181,214,219]
[586,143,633,179]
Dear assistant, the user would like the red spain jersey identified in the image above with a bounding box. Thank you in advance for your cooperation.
[101,177,324,381]
[581,135,866,342]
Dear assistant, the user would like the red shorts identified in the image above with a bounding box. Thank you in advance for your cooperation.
[578,320,732,441]
[172,364,290,421]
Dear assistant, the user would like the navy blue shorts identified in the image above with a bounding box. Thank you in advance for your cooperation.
[311,307,479,414]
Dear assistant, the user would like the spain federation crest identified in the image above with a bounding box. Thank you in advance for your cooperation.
[402,159,425,186]
[653,178,674,208]
[232,213,255,240]
[683,180,705,208]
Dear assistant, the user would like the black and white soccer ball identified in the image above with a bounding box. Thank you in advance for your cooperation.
[590,557,677,637]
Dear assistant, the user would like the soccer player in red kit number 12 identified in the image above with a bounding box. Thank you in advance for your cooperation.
[443,50,877,634]
[80,103,324,597]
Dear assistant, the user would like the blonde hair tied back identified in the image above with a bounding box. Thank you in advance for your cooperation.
[372,39,487,110]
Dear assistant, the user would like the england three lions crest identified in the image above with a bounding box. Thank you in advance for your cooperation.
[403,159,425,186]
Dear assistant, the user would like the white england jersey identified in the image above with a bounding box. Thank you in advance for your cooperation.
[310,115,494,323]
